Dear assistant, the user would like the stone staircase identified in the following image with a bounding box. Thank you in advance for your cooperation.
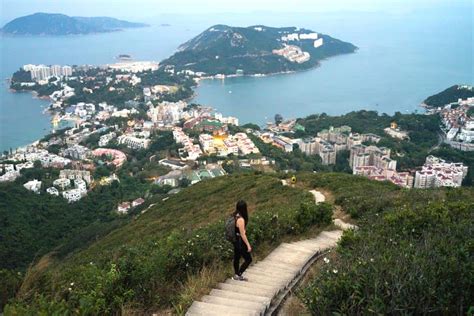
[186,230,343,316]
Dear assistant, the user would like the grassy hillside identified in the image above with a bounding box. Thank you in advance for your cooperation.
[294,173,474,315]
[5,173,333,314]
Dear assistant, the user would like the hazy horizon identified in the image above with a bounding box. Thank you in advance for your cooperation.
[1,0,472,25]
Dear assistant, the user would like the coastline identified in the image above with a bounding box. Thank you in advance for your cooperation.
[3,85,55,152]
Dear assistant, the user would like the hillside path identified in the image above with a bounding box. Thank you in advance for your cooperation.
[186,182,356,316]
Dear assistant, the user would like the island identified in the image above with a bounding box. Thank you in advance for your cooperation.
[160,24,357,76]
[1,12,149,36]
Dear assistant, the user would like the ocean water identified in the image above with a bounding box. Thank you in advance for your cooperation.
[0,10,472,151]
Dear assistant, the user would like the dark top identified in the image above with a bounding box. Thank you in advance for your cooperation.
[235,213,243,237]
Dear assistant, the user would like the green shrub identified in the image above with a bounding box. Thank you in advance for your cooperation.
[300,201,474,315]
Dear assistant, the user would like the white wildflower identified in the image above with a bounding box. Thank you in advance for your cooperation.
[332,269,338,274]
[68,287,72,291]
[196,234,200,238]
[323,257,330,264]
[70,282,74,286]
[370,258,374,262]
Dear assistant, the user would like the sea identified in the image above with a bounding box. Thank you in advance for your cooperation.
[1,9,472,152]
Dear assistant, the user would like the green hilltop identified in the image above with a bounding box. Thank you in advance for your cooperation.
[161,25,357,75]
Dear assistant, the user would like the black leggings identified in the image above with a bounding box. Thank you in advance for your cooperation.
[233,238,252,275]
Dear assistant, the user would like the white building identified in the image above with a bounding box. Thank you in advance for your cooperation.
[300,33,318,40]
[46,187,59,196]
[74,178,87,193]
[24,179,42,194]
[117,202,131,214]
[199,134,215,153]
[414,155,468,188]
[62,189,82,203]
[59,169,92,184]
[62,65,73,77]
[117,134,150,149]
[99,132,117,147]
[313,38,324,48]
[53,178,71,190]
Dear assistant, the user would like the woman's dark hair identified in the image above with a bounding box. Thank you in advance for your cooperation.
[234,200,249,225]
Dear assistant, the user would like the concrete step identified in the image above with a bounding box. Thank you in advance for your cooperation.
[292,238,336,250]
[253,261,300,274]
[201,295,265,313]
[187,227,345,315]
[280,242,318,254]
[264,245,310,257]
[209,289,271,306]
[320,230,343,240]
[242,271,290,287]
[245,265,295,279]
[186,301,258,316]
[265,252,312,265]
[217,282,274,298]
[225,279,278,295]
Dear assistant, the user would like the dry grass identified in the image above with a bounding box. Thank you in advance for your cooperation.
[171,263,230,315]
[16,254,54,300]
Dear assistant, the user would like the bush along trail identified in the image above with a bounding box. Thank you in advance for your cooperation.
[186,179,356,316]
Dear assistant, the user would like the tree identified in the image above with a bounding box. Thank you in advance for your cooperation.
[275,114,283,125]
[179,178,191,188]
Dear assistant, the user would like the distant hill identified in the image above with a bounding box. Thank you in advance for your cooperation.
[423,85,474,107]
[161,24,357,75]
[1,12,148,36]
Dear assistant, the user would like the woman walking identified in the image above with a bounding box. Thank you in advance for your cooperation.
[232,200,252,281]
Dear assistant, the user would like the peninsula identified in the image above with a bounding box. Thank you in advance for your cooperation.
[160,24,357,76]
[1,13,148,36]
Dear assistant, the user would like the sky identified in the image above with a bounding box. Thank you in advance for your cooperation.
[1,0,472,24]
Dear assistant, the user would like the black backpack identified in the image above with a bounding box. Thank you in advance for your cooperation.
[225,215,237,243]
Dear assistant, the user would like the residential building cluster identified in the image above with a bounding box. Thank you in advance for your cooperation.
[143,84,177,101]
[117,197,145,214]
[437,97,474,151]
[107,61,159,73]
[155,162,226,188]
[199,132,259,157]
[98,132,117,147]
[173,127,203,160]
[280,32,324,48]
[147,101,187,127]
[117,131,151,149]
[272,45,310,63]
[350,144,414,188]
[23,64,73,82]
[414,156,468,188]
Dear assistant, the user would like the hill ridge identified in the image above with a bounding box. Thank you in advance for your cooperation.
[1,12,148,35]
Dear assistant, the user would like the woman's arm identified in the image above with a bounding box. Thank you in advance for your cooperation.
[237,218,252,252]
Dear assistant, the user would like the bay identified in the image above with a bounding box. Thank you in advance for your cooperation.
[0,10,472,151]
